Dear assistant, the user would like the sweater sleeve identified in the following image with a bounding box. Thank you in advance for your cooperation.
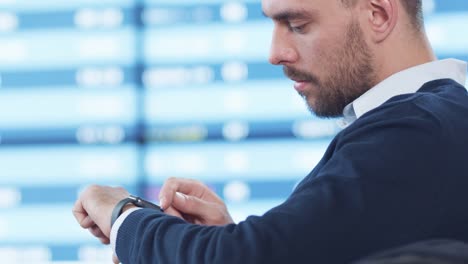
[115,110,444,264]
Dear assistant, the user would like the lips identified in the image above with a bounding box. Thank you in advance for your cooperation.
[283,67,313,93]
[293,80,309,93]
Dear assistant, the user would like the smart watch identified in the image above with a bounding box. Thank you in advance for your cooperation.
[111,195,163,227]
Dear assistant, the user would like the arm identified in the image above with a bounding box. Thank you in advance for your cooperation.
[75,110,444,264]
[114,113,443,264]
[116,177,366,264]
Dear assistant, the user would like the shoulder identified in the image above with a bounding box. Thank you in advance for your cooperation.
[339,99,442,147]
[343,79,467,142]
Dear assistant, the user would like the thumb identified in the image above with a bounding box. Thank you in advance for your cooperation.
[172,192,210,217]
[112,253,120,264]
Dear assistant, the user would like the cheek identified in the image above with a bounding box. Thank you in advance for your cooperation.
[298,42,330,80]
[297,34,335,71]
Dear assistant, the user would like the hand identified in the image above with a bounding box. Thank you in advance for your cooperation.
[72,185,130,244]
[159,177,234,226]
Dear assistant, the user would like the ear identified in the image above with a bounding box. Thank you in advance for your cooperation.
[366,0,398,43]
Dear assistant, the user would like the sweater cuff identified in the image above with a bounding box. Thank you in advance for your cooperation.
[110,207,142,253]
[114,208,168,264]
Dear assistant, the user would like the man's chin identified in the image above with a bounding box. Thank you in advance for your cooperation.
[303,98,319,116]
[300,93,336,118]
[305,100,343,118]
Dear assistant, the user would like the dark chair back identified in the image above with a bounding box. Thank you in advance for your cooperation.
[353,240,468,264]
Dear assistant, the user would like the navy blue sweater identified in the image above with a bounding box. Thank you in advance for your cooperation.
[116,79,468,264]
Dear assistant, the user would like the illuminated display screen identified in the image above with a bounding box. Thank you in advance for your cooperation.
[0,0,467,262]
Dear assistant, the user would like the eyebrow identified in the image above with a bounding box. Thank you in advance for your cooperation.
[262,9,315,22]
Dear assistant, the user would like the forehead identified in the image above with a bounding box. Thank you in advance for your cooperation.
[261,0,330,17]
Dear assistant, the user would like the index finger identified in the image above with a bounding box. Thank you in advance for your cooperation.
[72,198,95,229]
[113,253,120,264]
[159,178,205,209]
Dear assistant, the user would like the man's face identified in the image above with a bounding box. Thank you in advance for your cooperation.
[262,0,377,117]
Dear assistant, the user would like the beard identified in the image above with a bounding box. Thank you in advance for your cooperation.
[284,19,377,118]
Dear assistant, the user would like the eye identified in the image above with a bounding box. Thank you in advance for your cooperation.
[288,23,307,33]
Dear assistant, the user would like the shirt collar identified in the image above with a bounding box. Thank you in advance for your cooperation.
[339,59,467,128]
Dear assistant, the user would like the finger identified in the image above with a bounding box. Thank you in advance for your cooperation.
[79,215,95,229]
[88,225,109,243]
[159,178,206,209]
[72,199,95,229]
[72,198,86,223]
[163,178,224,205]
[113,253,120,264]
[99,236,110,245]
[163,206,184,219]
[172,192,211,217]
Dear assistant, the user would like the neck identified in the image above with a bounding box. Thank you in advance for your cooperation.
[374,31,436,84]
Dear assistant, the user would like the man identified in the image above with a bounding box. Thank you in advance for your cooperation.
[73,0,468,263]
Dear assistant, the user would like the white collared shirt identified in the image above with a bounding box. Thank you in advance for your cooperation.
[338,59,467,128]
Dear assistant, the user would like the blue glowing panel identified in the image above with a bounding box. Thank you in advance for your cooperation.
[0,30,136,69]
[143,22,271,64]
[0,145,139,186]
[145,81,309,122]
[0,0,134,11]
[426,13,468,59]
[145,139,328,183]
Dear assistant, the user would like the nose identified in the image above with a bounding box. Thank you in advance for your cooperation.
[268,27,298,65]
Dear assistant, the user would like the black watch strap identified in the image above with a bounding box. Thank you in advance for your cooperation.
[111,195,163,227]
[111,197,134,227]
[128,195,162,211]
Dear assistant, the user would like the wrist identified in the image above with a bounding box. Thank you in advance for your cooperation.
[121,203,138,214]
[110,195,163,227]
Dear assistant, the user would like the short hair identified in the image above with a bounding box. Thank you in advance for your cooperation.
[341,0,423,30]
